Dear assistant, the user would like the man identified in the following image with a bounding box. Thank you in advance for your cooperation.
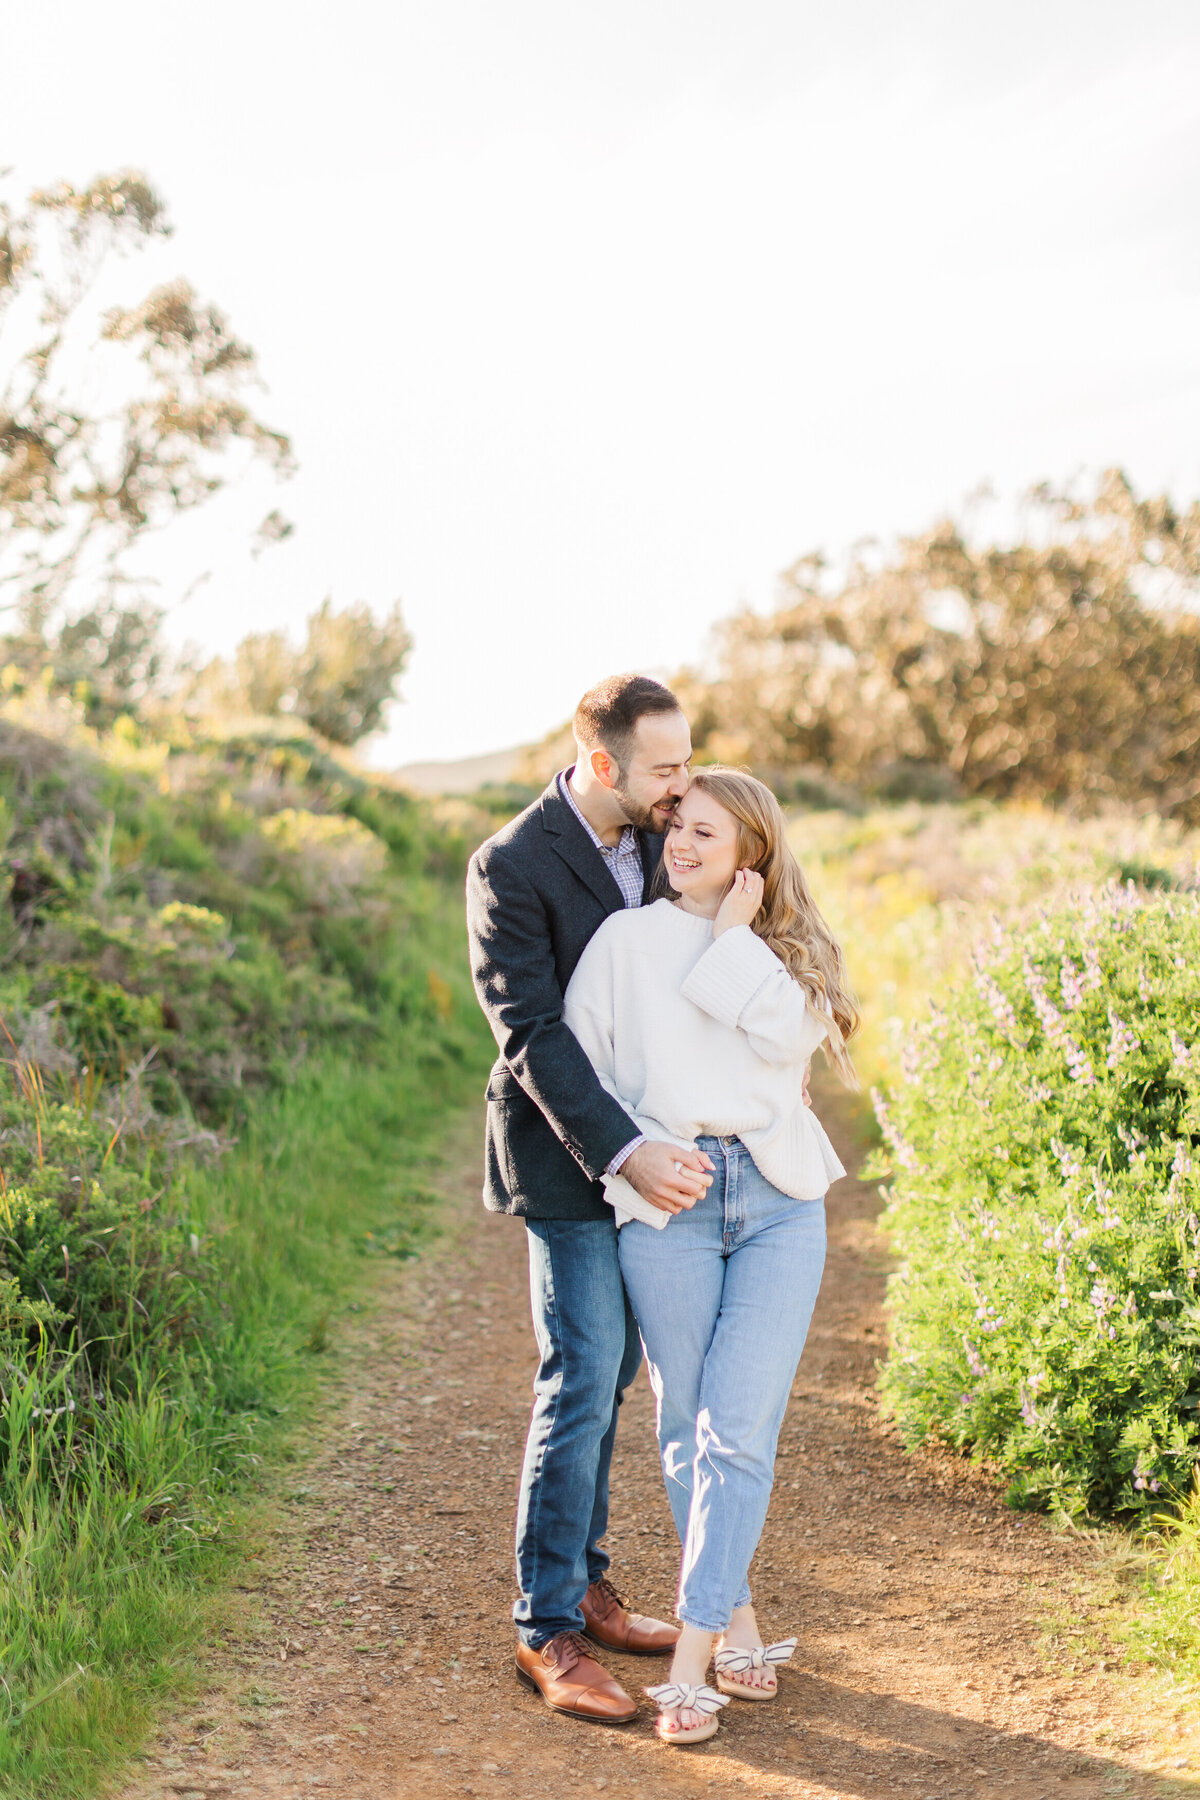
[466,674,715,1723]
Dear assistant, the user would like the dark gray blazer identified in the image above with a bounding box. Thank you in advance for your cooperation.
[465,775,663,1221]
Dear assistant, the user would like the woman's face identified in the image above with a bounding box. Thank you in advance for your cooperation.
[664,786,742,908]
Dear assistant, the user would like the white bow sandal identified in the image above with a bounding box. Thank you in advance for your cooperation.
[713,1636,798,1701]
[645,1680,729,1745]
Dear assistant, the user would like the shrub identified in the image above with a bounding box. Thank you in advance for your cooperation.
[875,882,1200,1518]
[259,807,387,903]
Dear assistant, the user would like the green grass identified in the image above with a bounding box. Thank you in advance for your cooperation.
[0,891,492,1797]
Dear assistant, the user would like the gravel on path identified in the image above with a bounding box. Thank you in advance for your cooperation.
[118,1090,1200,1800]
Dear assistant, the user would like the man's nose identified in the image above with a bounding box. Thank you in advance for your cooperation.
[668,772,688,796]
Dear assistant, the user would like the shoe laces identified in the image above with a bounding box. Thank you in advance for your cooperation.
[543,1631,589,1671]
[590,1576,626,1617]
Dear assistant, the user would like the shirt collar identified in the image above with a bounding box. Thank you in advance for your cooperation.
[558,768,637,855]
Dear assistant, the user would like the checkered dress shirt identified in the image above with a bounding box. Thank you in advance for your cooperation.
[557,771,644,909]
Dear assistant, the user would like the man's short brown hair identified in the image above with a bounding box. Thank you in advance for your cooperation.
[573,673,683,774]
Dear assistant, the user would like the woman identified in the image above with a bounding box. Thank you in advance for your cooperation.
[563,767,858,1746]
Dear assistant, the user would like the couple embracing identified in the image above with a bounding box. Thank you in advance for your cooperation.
[466,674,858,1746]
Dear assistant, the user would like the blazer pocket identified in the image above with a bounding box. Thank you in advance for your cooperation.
[485,1065,523,1103]
[485,1066,530,1196]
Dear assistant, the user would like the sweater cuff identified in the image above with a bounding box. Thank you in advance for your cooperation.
[679,925,779,1027]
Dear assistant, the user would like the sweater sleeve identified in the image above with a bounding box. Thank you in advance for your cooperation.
[679,925,828,1067]
[564,932,680,1147]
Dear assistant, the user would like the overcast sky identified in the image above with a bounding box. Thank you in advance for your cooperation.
[4,1,1200,766]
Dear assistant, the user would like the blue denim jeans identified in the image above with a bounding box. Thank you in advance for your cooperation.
[617,1136,826,1633]
[514,1216,642,1649]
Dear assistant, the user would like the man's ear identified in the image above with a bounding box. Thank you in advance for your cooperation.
[589,746,617,791]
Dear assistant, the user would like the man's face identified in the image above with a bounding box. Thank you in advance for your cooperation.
[609,709,692,833]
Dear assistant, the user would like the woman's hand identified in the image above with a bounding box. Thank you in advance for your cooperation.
[713,868,765,939]
[622,1141,714,1213]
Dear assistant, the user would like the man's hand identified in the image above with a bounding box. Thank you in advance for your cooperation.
[621,1140,715,1215]
[714,867,765,939]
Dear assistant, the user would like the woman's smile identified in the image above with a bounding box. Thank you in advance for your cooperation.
[664,788,743,912]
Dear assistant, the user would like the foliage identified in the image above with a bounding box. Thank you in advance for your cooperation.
[194,597,413,746]
[0,985,488,1796]
[686,470,1200,820]
[0,694,492,1794]
[1123,1479,1200,1682]
[792,798,1200,1091]
[874,883,1200,1519]
[0,170,293,722]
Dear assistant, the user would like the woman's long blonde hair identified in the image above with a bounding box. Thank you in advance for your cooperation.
[658,766,860,1087]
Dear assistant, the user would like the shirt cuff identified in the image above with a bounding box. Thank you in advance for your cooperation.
[606,1135,645,1176]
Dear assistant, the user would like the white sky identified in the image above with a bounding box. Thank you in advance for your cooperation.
[4,1,1200,766]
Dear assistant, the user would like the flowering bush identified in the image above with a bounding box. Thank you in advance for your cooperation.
[875,882,1200,1517]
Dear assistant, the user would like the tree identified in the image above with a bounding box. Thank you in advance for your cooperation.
[0,170,293,717]
[201,599,413,747]
[687,471,1200,819]
[291,599,413,746]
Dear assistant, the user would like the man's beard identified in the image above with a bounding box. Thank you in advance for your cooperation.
[613,782,678,834]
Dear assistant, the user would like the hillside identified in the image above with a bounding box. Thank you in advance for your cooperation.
[0,695,494,1795]
[395,745,526,795]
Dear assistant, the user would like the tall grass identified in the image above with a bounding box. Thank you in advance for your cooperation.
[0,878,492,1797]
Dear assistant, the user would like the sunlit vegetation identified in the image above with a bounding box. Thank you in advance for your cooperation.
[0,697,491,1793]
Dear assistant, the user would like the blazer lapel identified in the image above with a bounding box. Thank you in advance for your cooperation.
[541,779,625,915]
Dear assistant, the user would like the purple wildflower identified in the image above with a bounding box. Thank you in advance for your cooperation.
[1024,958,1094,1084]
[1024,957,1065,1044]
[1059,958,1085,1011]
[870,1088,919,1172]
[1089,1281,1116,1328]
[1050,1137,1082,1181]
[974,966,1019,1036]
[1064,1036,1096,1086]
[1106,1009,1138,1071]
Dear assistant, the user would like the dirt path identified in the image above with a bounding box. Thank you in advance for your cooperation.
[119,1092,1200,1800]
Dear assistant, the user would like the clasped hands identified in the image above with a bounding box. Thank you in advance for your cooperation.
[621,1140,714,1215]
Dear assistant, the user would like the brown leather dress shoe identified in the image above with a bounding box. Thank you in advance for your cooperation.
[581,1577,681,1655]
[516,1632,638,1723]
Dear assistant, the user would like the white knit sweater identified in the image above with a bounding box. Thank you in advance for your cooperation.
[563,898,846,1229]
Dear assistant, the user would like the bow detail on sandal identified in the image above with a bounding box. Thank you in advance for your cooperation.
[646,1681,729,1714]
[645,1681,729,1746]
[713,1637,797,1674]
[713,1637,797,1701]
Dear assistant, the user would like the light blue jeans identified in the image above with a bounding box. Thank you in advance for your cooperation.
[617,1135,826,1633]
